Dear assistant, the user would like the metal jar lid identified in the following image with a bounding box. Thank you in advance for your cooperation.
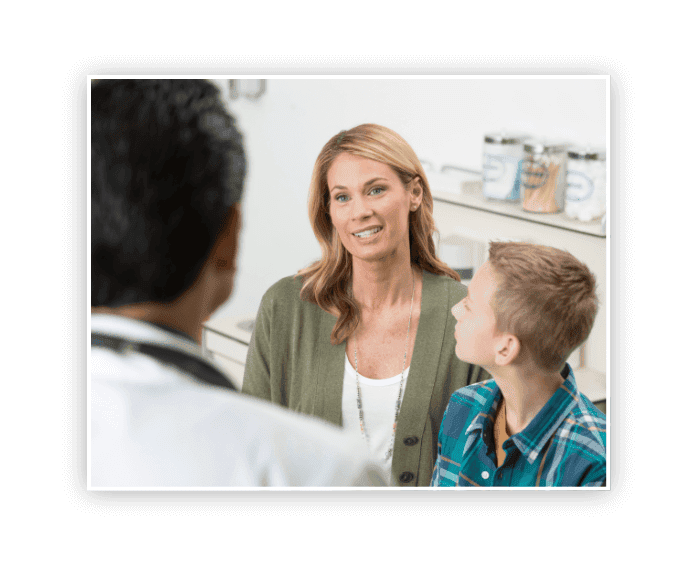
[567,146,606,161]
[484,132,530,145]
[523,139,570,154]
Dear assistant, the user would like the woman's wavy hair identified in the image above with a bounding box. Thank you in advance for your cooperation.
[297,123,459,345]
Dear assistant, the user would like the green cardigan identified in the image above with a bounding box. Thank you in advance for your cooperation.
[241,270,489,486]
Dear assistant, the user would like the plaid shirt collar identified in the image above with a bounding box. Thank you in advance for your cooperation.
[465,364,577,465]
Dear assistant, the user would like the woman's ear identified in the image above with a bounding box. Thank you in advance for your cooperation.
[410,176,424,211]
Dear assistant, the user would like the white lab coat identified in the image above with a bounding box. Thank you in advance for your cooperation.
[90,314,385,488]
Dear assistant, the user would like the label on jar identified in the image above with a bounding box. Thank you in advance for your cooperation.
[483,154,523,200]
[482,142,525,201]
[566,169,595,201]
[565,158,606,222]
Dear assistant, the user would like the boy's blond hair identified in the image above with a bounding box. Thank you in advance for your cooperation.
[487,241,598,371]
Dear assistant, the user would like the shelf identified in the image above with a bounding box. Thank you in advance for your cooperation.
[431,183,605,239]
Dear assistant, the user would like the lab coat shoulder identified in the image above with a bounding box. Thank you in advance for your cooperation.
[223,392,387,487]
[91,331,386,488]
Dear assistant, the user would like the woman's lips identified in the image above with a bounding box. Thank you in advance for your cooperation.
[353,226,382,239]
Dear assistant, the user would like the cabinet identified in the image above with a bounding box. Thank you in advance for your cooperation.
[431,183,607,409]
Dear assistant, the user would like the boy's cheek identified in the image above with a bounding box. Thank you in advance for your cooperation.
[454,332,470,360]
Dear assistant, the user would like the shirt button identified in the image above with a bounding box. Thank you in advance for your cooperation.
[403,436,419,446]
[398,471,415,484]
[481,471,490,479]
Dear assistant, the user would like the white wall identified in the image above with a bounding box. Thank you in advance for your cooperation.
[210,77,607,321]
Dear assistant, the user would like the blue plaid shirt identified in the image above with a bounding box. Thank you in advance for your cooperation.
[430,365,606,487]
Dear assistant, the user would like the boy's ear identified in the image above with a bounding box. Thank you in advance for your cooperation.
[494,333,521,366]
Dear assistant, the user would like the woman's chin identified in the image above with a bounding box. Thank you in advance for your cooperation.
[347,243,404,265]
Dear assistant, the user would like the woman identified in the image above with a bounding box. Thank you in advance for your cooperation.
[242,124,488,486]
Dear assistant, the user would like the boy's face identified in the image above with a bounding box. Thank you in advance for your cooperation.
[451,261,501,367]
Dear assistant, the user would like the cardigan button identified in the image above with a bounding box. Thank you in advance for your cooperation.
[403,436,419,446]
[398,471,415,484]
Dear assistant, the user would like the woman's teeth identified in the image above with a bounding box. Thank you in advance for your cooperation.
[355,227,381,238]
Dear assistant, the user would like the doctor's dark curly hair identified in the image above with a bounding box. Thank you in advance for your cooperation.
[91,79,246,307]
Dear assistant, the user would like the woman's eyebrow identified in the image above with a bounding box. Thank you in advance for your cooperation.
[364,177,388,187]
[329,177,389,193]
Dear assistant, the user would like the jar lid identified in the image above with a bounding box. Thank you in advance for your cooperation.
[484,132,530,145]
[568,146,606,160]
[523,139,570,154]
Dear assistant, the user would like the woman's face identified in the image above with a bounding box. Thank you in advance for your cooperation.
[326,153,422,264]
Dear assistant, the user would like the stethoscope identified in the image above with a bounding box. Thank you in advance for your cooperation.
[91,331,238,392]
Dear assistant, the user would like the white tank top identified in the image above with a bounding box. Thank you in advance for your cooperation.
[341,354,410,481]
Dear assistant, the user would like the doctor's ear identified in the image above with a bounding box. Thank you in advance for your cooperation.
[212,205,242,272]
[494,334,521,366]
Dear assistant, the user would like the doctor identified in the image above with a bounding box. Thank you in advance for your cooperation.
[90,79,385,487]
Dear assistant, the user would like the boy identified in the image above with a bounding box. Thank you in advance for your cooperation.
[431,241,606,487]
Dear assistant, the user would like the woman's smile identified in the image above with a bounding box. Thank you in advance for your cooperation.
[353,226,382,240]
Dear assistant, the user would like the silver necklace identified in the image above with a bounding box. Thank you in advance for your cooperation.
[354,268,415,461]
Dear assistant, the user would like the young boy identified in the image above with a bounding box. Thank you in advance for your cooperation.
[431,241,606,487]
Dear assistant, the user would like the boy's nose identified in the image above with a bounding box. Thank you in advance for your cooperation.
[451,301,464,319]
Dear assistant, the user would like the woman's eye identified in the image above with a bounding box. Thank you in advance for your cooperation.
[369,186,385,195]
[335,194,348,203]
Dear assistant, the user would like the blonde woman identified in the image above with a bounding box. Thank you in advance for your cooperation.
[242,124,488,486]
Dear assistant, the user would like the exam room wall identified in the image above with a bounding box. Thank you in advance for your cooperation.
[208,78,607,322]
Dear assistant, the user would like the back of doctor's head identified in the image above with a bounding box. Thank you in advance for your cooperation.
[91,79,246,307]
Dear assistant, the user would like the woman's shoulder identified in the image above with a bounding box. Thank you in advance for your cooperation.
[422,270,468,304]
[263,274,304,299]
[258,274,331,333]
[259,274,306,310]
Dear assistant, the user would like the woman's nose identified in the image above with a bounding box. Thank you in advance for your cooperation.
[351,195,372,219]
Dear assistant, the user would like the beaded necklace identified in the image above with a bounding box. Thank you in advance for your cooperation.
[354,268,415,462]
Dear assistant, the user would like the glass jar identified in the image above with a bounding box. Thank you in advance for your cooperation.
[520,139,569,213]
[564,146,606,222]
[482,132,530,201]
